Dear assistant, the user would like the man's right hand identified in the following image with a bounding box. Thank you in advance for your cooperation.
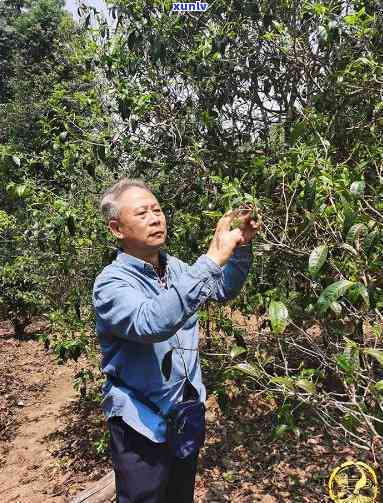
[206,210,247,267]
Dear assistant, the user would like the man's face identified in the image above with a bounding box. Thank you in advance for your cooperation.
[109,187,167,253]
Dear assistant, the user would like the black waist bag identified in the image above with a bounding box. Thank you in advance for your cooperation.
[166,398,206,459]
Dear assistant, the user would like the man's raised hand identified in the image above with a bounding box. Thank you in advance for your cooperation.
[206,210,250,267]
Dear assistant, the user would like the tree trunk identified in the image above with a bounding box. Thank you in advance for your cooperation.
[13,317,29,339]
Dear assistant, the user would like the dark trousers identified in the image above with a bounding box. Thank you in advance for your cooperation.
[108,416,199,503]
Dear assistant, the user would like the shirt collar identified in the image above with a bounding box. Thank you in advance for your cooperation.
[116,247,168,275]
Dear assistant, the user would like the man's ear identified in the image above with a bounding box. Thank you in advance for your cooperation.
[108,219,124,240]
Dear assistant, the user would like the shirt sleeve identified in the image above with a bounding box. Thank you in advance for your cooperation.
[92,255,223,343]
[204,244,253,301]
[176,244,253,302]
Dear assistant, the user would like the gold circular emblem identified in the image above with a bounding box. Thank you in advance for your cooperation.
[328,461,378,502]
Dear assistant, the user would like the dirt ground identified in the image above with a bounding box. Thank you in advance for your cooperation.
[1,319,382,502]
[0,321,83,502]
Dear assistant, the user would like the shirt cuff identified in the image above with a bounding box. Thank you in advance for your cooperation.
[198,255,223,276]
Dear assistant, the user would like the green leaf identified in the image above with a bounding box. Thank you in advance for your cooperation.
[211,51,221,61]
[230,217,242,229]
[15,184,27,198]
[303,178,316,210]
[328,20,338,30]
[312,3,328,15]
[268,301,289,335]
[290,122,306,144]
[66,215,76,236]
[152,40,166,63]
[330,301,342,317]
[355,56,374,66]
[318,25,328,42]
[344,336,358,348]
[202,210,222,218]
[352,283,369,308]
[230,362,263,380]
[336,353,353,372]
[364,349,383,366]
[270,376,295,391]
[374,380,383,392]
[344,13,357,26]
[343,206,356,237]
[222,471,236,482]
[344,344,360,370]
[201,111,210,126]
[308,245,328,276]
[292,426,301,438]
[230,345,247,359]
[273,424,289,439]
[346,223,367,243]
[299,368,316,379]
[339,243,358,256]
[12,155,21,167]
[317,280,354,314]
[363,230,381,254]
[371,324,383,338]
[350,180,366,197]
[295,379,316,394]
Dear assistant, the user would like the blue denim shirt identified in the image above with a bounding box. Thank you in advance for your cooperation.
[92,244,252,442]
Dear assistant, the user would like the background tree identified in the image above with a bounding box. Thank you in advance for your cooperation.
[81,0,383,448]
[1,0,382,451]
[0,0,115,344]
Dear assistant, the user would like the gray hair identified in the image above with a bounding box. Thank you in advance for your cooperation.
[100,178,153,223]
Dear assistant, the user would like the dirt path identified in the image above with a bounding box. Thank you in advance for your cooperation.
[0,323,78,503]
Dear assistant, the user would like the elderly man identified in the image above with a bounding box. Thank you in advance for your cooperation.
[92,178,259,503]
